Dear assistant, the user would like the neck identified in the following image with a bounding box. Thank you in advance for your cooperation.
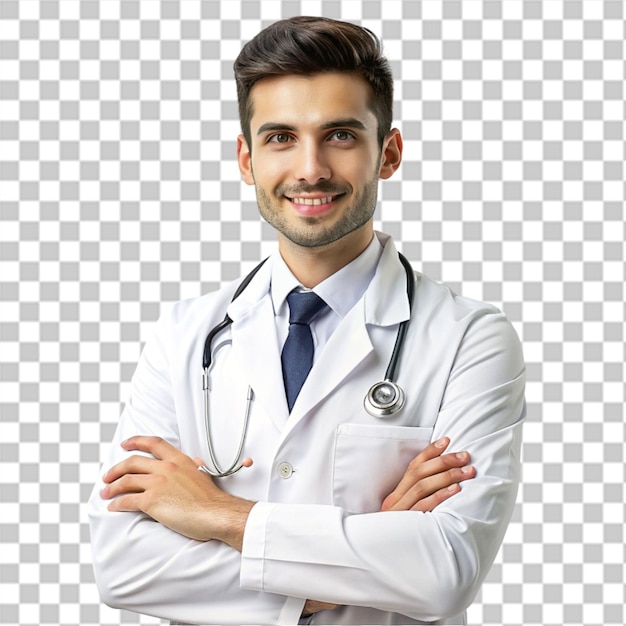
[279,226,374,288]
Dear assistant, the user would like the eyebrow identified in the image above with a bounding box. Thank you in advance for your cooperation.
[256,118,368,136]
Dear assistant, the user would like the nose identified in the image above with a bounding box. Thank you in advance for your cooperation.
[293,140,331,184]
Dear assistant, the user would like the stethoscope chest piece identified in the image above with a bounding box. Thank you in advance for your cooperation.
[364,379,405,418]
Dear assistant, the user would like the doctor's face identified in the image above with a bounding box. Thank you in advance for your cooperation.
[237,72,402,253]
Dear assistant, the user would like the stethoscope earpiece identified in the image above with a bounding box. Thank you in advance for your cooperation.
[364,379,406,418]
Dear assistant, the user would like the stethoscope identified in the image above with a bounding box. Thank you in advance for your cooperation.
[198,253,416,477]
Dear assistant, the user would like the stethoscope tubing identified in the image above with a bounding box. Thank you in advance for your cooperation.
[383,253,415,382]
[202,258,269,371]
[200,252,415,477]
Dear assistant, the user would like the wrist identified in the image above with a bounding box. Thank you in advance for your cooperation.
[214,497,256,552]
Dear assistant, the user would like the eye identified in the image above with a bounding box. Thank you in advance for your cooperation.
[328,130,356,142]
[268,133,292,144]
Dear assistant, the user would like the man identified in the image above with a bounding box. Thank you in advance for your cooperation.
[89,16,525,624]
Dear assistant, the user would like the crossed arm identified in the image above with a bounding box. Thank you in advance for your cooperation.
[100,434,475,616]
[101,435,473,547]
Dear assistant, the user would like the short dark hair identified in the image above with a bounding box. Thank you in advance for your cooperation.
[233,16,394,148]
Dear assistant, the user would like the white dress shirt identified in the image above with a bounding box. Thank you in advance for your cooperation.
[271,233,383,356]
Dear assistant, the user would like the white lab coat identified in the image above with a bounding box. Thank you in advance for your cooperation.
[88,234,525,625]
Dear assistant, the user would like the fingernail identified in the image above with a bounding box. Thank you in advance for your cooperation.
[462,465,474,474]
[456,452,468,460]
[435,437,448,448]
[447,484,459,492]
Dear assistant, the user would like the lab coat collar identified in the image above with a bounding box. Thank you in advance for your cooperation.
[225,232,410,328]
[363,232,411,327]
[226,255,276,323]
[269,234,383,321]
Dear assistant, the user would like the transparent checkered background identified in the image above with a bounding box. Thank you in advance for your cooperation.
[1,1,624,624]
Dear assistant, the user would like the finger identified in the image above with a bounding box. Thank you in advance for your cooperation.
[121,436,181,461]
[107,492,146,513]
[396,439,454,483]
[103,454,164,484]
[385,464,476,511]
[101,472,159,500]
[382,449,470,510]
[416,437,450,464]
[302,599,340,616]
[193,457,254,472]
[411,483,462,512]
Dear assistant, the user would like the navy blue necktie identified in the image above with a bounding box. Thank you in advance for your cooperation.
[281,291,328,412]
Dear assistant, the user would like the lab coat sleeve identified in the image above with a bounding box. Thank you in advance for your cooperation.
[240,310,525,622]
[87,307,301,625]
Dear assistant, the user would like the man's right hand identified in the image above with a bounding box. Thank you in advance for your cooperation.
[381,436,475,512]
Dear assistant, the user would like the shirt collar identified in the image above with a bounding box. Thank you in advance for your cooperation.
[270,234,384,319]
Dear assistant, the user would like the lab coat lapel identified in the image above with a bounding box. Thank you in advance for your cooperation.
[287,237,411,425]
[289,301,373,420]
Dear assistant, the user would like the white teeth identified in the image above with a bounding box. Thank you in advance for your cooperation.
[291,196,334,206]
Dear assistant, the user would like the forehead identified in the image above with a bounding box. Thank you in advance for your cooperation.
[248,72,377,134]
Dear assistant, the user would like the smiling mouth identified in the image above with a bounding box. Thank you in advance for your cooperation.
[287,194,344,206]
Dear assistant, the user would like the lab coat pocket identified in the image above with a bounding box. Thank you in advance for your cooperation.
[332,423,434,514]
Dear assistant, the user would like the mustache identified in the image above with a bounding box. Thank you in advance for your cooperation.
[277,183,350,197]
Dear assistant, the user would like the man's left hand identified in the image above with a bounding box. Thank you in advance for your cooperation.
[100,436,254,550]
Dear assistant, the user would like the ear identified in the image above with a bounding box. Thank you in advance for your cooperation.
[378,128,403,180]
[237,135,255,185]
